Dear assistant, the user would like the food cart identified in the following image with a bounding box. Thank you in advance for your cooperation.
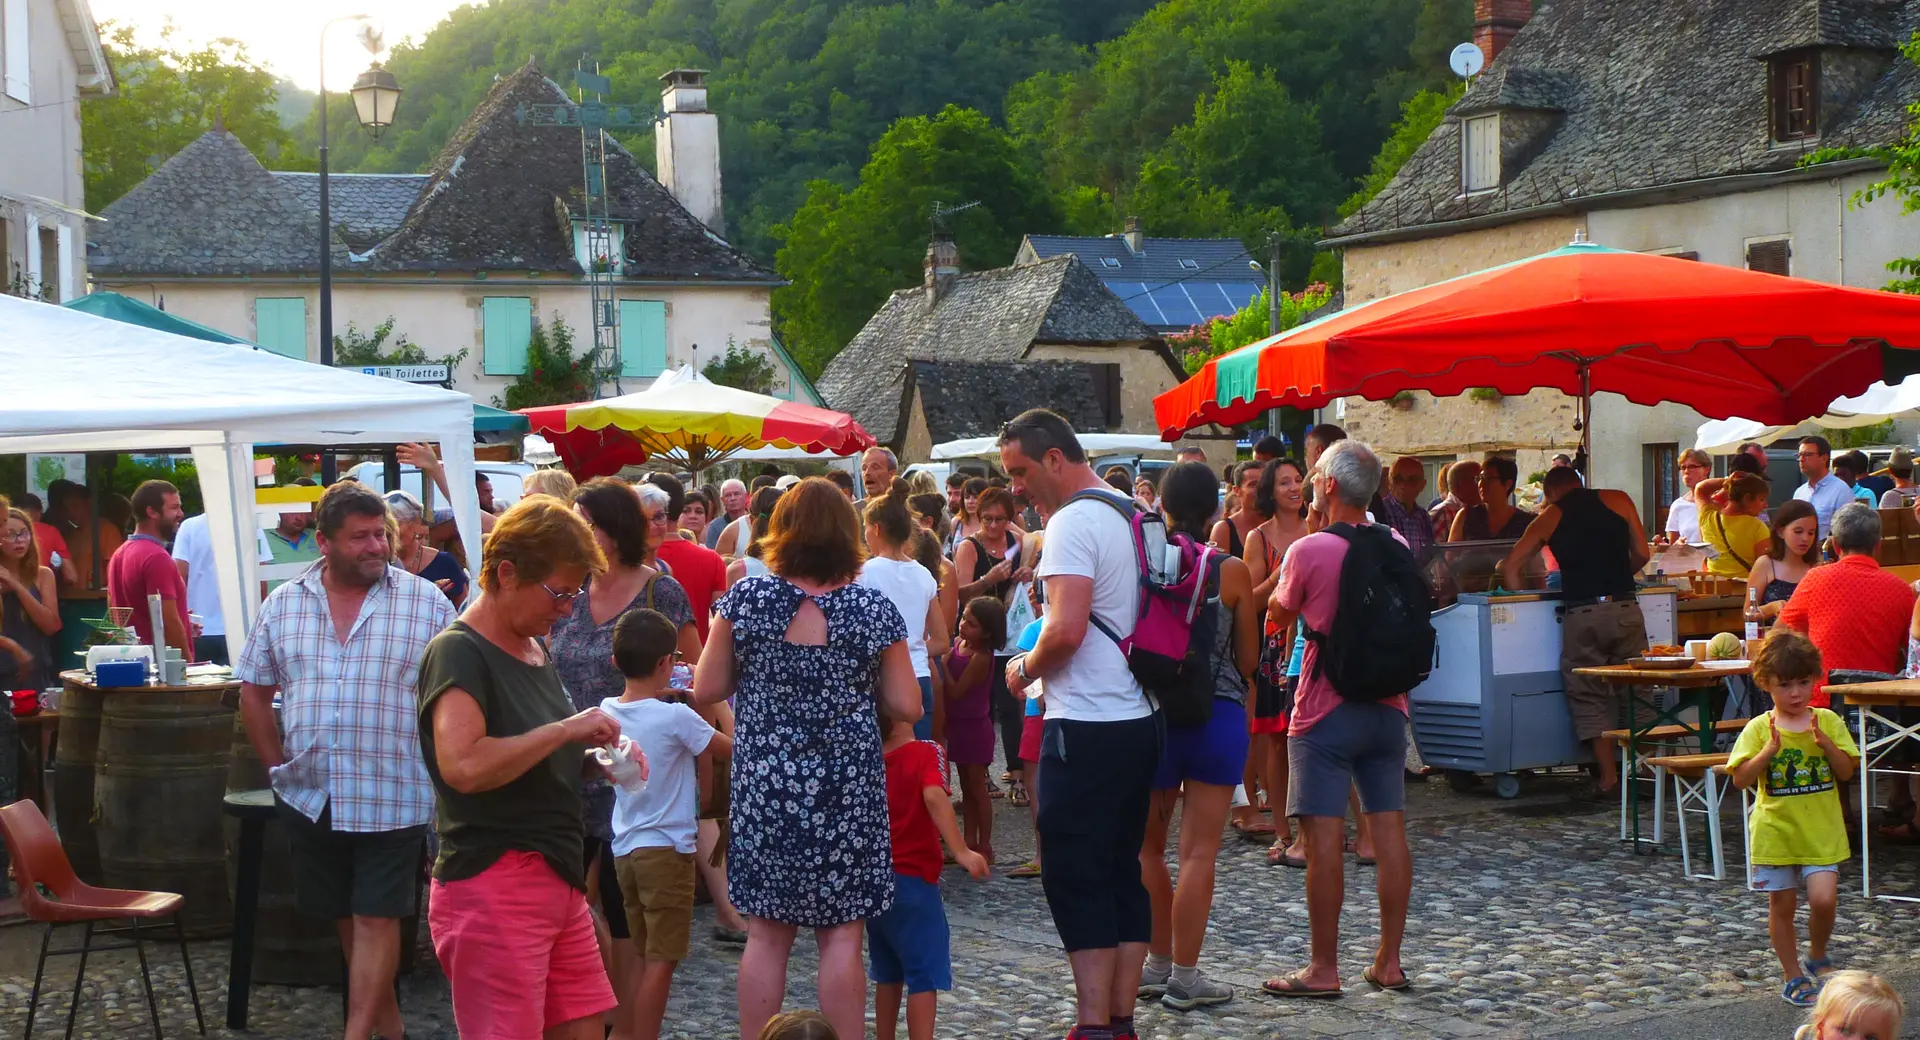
[1409,538,1678,798]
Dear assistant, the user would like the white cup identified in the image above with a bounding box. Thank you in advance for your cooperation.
[594,738,647,795]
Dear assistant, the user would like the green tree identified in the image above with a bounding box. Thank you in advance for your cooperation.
[773,105,1060,377]
[703,339,779,394]
[1340,82,1465,218]
[332,317,471,385]
[83,25,307,210]
[1172,283,1333,374]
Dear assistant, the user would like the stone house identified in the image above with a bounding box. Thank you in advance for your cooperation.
[0,0,109,301]
[1324,0,1920,528]
[88,63,819,404]
[818,235,1231,466]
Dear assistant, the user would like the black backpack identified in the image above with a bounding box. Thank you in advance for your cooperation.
[1301,523,1435,701]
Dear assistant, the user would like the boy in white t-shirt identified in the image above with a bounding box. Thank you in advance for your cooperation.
[603,609,734,1040]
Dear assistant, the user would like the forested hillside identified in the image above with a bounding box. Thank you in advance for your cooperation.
[294,0,1473,374]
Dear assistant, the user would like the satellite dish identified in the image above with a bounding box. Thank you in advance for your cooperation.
[1450,42,1485,79]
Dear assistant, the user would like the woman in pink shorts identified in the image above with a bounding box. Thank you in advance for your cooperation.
[416,498,630,1039]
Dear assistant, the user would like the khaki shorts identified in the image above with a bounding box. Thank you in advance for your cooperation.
[615,846,696,963]
[1560,599,1651,741]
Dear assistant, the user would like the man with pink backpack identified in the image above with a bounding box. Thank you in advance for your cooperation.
[1000,409,1158,1040]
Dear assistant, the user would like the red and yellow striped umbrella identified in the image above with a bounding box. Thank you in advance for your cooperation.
[521,366,875,477]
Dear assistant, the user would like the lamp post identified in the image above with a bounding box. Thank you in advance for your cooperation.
[316,16,401,482]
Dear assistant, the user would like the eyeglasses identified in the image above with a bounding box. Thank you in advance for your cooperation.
[1,528,29,541]
[540,581,583,606]
[981,514,1010,525]
[1680,462,1710,471]
[1796,452,1827,459]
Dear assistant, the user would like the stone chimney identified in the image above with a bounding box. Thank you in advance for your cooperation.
[1122,215,1144,255]
[924,231,961,308]
[1474,0,1532,66]
[655,69,724,234]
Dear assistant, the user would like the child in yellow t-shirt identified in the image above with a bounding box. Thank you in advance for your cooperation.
[1728,630,1861,1009]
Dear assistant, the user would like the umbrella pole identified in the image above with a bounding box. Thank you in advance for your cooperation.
[1579,363,1593,476]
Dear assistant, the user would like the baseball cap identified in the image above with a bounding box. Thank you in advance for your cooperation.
[774,474,802,491]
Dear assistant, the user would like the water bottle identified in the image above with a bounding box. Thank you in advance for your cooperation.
[670,663,694,691]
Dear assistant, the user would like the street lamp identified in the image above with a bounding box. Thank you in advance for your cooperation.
[316,16,398,481]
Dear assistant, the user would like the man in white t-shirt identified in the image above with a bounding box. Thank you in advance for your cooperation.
[1001,408,1157,1040]
[171,512,272,664]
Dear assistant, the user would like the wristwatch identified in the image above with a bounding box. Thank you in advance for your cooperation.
[1014,655,1031,683]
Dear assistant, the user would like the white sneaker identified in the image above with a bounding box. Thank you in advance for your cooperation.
[1163,971,1233,1011]
[1137,962,1171,999]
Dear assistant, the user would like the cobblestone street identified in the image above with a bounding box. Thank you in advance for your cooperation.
[8,772,1920,1039]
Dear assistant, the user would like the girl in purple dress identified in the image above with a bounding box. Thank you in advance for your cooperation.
[943,597,1007,864]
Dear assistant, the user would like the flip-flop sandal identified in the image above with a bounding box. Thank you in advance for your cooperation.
[1355,855,1377,867]
[1267,844,1307,869]
[1009,861,1042,878]
[1232,819,1278,840]
[1262,971,1341,998]
[1362,968,1410,991]
[1009,782,1030,807]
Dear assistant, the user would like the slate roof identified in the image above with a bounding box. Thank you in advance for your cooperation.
[90,131,333,276]
[272,173,428,251]
[1328,0,1920,244]
[364,62,776,280]
[912,360,1111,443]
[816,255,1163,445]
[1020,234,1263,331]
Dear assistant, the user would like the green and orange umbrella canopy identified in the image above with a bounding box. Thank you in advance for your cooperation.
[521,366,875,476]
[1155,242,1920,441]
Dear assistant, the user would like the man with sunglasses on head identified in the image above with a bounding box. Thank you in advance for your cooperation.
[236,482,457,1040]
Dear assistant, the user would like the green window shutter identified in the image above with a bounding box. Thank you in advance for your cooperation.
[482,297,533,375]
[619,300,668,378]
[254,298,306,359]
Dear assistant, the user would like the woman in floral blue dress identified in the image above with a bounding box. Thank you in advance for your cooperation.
[693,478,921,1040]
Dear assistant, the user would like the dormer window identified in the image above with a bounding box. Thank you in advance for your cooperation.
[1770,51,1819,141]
[572,219,625,276]
[1461,114,1500,193]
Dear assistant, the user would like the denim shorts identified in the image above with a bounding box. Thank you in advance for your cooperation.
[1153,698,1251,790]
[1752,863,1840,893]
[1286,701,1409,818]
[866,873,952,992]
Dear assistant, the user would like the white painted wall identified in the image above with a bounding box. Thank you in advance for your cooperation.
[97,276,797,405]
[0,0,89,300]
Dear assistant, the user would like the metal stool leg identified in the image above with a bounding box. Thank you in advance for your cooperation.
[64,920,93,1040]
[1619,742,1631,840]
[1706,769,1726,881]
[25,922,52,1040]
[1673,772,1694,877]
[1742,786,1757,891]
[175,913,206,1035]
[1653,765,1667,844]
[132,917,162,1040]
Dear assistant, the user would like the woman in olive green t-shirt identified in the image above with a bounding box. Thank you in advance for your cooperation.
[416,498,629,1040]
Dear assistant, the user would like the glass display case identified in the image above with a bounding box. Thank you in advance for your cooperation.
[1425,537,1550,609]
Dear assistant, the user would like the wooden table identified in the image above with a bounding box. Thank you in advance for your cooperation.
[1819,679,1920,901]
[1574,662,1750,850]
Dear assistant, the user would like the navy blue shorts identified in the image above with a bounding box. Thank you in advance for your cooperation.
[866,873,951,993]
[1153,698,1250,790]
[1287,701,1409,818]
[913,676,935,741]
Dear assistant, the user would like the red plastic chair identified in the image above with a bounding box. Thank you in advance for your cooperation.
[0,799,205,1039]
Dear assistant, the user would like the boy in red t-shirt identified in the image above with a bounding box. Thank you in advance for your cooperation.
[872,706,988,1040]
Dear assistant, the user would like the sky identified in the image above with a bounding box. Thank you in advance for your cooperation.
[88,0,471,90]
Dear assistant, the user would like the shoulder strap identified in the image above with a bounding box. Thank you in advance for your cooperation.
[642,571,660,611]
[1710,511,1752,572]
[1063,488,1142,649]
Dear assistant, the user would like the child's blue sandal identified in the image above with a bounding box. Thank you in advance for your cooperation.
[1783,976,1819,1007]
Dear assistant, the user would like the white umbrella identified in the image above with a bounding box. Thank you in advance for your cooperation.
[1694,376,1920,453]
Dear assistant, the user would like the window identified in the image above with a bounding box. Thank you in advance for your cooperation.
[481,296,534,375]
[1091,363,1123,428]
[253,298,307,360]
[1178,258,1200,270]
[2,0,28,104]
[572,220,624,275]
[1644,443,1680,535]
[1770,52,1819,141]
[1461,114,1500,192]
[37,224,56,299]
[1100,257,1122,269]
[618,299,668,378]
[1746,238,1792,276]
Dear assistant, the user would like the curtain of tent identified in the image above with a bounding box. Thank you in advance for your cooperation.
[191,440,261,637]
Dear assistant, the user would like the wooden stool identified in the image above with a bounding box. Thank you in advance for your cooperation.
[1647,753,1732,880]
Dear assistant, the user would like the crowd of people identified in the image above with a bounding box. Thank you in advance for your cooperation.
[11,416,1920,1037]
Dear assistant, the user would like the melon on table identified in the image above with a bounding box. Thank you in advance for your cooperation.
[1707,632,1743,660]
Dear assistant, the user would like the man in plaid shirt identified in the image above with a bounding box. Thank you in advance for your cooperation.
[236,482,456,1040]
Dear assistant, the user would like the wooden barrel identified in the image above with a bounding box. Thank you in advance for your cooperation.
[224,713,423,983]
[95,686,235,937]
[53,677,103,883]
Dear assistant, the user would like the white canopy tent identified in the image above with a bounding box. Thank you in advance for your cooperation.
[930,433,1176,461]
[1694,376,1920,454]
[0,295,483,638]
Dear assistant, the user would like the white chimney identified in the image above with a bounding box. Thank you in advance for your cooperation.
[656,69,724,234]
